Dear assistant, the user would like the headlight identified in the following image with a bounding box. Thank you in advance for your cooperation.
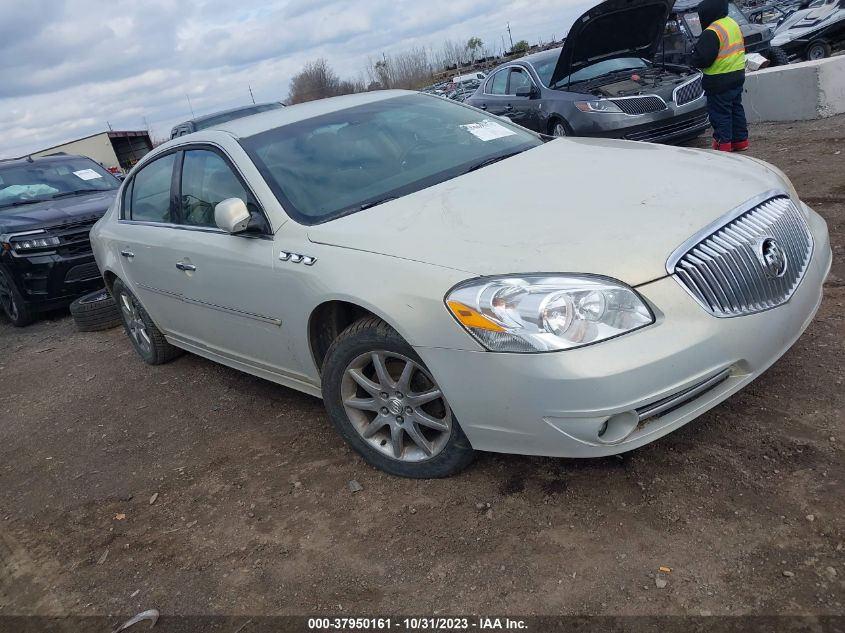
[1,231,61,254]
[445,275,654,353]
[574,100,623,114]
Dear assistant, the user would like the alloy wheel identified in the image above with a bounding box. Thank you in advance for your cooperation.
[119,291,152,356]
[553,122,568,137]
[341,351,452,462]
[0,273,19,321]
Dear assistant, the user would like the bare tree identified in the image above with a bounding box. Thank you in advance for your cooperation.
[466,37,483,64]
[288,59,342,104]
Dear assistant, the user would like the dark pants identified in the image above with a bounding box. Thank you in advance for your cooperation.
[706,85,748,144]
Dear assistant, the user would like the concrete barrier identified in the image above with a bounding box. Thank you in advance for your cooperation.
[743,55,845,123]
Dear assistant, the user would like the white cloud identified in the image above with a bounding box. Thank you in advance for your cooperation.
[0,0,594,158]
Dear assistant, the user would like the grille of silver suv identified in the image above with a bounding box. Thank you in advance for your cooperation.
[669,195,813,317]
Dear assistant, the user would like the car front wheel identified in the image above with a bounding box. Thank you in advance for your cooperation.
[0,266,33,327]
[322,316,474,478]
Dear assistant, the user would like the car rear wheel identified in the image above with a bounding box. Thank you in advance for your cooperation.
[113,278,183,365]
[805,40,831,60]
[0,266,33,327]
[322,316,475,478]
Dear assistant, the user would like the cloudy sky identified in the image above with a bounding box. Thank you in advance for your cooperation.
[0,0,595,158]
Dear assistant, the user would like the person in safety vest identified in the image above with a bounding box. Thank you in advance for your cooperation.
[690,0,749,152]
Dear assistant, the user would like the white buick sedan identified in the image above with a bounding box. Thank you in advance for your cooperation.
[91,90,831,478]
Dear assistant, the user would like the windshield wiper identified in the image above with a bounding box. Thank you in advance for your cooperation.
[50,189,105,199]
[359,196,398,211]
[3,198,47,208]
[464,150,527,174]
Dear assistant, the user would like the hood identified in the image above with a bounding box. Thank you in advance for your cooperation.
[549,0,673,87]
[0,190,116,234]
[698,0,729,29]
[307,139,790,287]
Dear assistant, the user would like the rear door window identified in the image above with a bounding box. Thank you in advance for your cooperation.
[129,154,176,222]
[488,70,509,95]
[178,149,250,227]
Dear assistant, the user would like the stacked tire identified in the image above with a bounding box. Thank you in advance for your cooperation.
[70,288,123,332]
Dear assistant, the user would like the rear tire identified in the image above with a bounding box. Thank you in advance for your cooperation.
[70,288,122,332]
[322,316,475,478]
[805,40,831,60]
[113,278,183,365]
[0,266,34,327]
[767,45,790,66]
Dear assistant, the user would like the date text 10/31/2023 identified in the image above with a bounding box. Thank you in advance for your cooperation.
[307,617,528,630]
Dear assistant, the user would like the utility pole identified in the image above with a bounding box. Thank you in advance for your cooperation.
[248,84,256,104]
[507,22,514,50]
[502,35,507,55]
[186,94,195,118]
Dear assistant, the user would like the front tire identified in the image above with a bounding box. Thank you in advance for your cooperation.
[0,266,34,327]
[550,119,569,137]
[113,278,182,365]
[322,317,474,478]
[767,45,790,66]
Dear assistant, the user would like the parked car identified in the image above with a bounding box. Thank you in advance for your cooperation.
[0,154,119,326]
[772,0,845,59]
[466,0,710,143]
[453,72,487,83]
[170,102,286,139]
[662,0,791,65]
[91,90,831,478]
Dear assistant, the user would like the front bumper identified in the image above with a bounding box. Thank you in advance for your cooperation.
[416,204,831,458]
[1,251,104,312]
[569,101,710,144]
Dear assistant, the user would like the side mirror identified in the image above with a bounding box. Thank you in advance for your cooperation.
[215,198,251,234]
[515,85,539,98]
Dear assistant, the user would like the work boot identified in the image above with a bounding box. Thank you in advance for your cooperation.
[732,139,750,152]
[712,140,733,152]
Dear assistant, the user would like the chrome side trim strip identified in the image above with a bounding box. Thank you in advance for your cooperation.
[136,283,282,326]
[637,369,731,422]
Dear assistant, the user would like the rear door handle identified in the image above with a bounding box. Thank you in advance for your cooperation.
[175,262,196,271]
[479,104,487,110]
[120,250,134,259]
[505,104,514,111]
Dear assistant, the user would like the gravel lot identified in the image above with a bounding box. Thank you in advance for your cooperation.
[1,116,843,617]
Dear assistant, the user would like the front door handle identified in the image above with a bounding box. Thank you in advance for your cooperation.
[120,250,135,259]
[505,104,514,111]
[479,104,488,110]
[175,262,196,271]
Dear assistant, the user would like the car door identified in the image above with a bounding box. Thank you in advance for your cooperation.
[474,68,510,115]
[116,151,190,332]
[506,67,543,131]
[164,146,304,376]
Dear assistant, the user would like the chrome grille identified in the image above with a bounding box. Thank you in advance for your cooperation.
[669,195,813,317]
[674,76,704,106]
[610,96,666,115]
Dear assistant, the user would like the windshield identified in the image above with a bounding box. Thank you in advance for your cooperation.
[240,94,542,224]
[552,57,648,88]
[0,157,119,212]
[527,51,561,87]
[683,4,749,36]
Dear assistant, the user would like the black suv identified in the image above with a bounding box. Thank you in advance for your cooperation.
[0,154,120,326]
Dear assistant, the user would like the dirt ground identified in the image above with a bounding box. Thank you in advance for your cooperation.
[1,116,843,619]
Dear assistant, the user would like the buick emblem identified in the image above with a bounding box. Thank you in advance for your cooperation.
[759,237,787,278]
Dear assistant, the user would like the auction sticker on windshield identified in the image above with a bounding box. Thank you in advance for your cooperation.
[73,169,103,180]
[461,119,516,141]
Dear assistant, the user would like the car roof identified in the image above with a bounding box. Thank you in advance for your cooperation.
[519,47,563,66]
[208,90,416,138]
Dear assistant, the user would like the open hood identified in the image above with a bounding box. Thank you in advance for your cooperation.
[549,0,674,87]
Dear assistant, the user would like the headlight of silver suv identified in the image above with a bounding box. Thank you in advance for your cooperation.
[446,275,654,353]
